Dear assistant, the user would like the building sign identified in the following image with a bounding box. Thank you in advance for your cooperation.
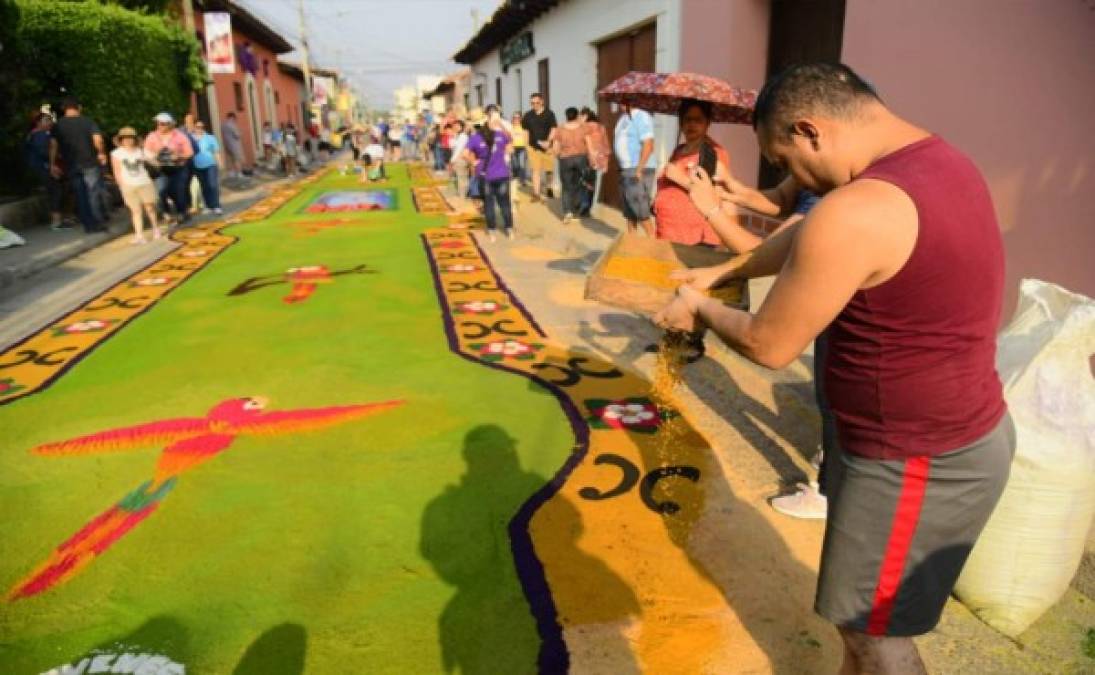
[313,76,335,107]
[500,32,534,72]
[203,12,234,74]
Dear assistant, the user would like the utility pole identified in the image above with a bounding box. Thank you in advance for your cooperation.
[298,0,314,112]
[180,0,221,137]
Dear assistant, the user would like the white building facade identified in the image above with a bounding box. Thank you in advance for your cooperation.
[453,0,771,207]
[456,0,683,169]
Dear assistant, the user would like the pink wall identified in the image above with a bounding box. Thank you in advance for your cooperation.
[679,0,769,184]
[842,0,1095,319]
[192,12,300,167]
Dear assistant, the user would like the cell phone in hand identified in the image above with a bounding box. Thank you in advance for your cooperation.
[699,142,717,179]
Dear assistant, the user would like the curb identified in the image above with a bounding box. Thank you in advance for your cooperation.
[0,223,130,292]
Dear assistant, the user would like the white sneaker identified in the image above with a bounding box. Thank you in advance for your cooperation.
[213,208,223,215]
[505,229,515,240]
[487,230,497,243]
[770,482,827,520]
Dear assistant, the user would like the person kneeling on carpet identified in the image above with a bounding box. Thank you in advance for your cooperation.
[360,135,387,183]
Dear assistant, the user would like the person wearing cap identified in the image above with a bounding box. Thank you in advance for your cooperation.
[49,96,108,232]
[447,119,470,201]
[110,127,161,243]
[25,112,68,230]
[144,112,194,225]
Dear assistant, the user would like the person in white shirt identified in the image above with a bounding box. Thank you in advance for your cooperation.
[613,104,657,235]
[110,126,161,243]
[448,120,471,200]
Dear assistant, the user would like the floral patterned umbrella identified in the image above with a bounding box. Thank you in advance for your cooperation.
[598,71,757,125]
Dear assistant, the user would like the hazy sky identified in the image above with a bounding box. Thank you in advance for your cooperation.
[243,0,502,109]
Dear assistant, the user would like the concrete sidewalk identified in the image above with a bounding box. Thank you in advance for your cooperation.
[0,171,300,350]
[457,185,1094,674]
[0,172,286,293]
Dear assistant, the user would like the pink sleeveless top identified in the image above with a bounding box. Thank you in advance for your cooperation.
[824,135,1007,459]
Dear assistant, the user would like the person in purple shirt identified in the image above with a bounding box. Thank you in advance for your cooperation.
[464,104,514,241]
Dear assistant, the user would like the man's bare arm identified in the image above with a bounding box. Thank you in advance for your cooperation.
[677,180,917,368]
[636,138,654,174]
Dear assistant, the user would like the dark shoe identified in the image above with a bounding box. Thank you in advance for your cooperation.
[50,221,74,231]
[545,188,555,199]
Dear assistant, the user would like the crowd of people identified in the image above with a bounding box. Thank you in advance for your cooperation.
[21,97,348,244]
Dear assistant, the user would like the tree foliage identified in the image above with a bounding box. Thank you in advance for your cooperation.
[2,0,206,194]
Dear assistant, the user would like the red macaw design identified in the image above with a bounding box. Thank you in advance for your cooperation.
[226,264,376,305]
[8,396,403,601]
[282,265,332,304]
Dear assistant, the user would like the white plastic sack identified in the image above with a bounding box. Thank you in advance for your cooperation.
[955,279,1095,637]
[0,225,26,249]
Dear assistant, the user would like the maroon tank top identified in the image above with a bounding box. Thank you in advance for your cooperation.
[824,135,1006,459]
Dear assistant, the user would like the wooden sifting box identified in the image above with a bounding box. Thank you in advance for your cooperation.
[585,232,750,316]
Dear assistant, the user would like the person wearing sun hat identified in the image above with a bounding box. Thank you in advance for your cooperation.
[110,126,161,243]
[144,112,193,225]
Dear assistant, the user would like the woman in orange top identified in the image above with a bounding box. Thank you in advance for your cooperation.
[653,99,758,252]
[649,99,759,362]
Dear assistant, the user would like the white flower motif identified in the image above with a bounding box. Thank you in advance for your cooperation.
[602,405,624,419]
[67,320,106,333]
[136,277,170,286]
[465,301,498,312]
[488,343,506,354]
[182,249,207,257]
[446,264,478,273]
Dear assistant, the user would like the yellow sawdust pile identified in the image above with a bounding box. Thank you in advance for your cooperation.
[602,257,742,304]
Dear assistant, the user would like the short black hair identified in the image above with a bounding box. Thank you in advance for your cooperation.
[753,62,881,138]
[530,92,543,100]
[564,107,578,121]
[678,98,713,121]
[580,106,599,122]
[60,96,80,112]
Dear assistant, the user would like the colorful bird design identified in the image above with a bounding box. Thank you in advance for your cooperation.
[227,263,376,305]
[282,265,333,304]
[8,396,403,601]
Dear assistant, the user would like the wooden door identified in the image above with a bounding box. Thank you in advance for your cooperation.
[596,22,657,208]
[537,58,550,108]
[758,0,846,188]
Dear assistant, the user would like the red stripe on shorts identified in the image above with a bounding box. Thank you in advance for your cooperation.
[866,455,932,635]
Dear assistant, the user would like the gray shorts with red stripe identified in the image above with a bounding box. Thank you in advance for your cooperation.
[815,412,1015,636]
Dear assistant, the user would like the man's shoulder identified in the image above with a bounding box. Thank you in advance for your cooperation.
[804,180,918,243]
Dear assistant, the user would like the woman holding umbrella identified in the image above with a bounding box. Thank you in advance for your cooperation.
[654,99,760,253]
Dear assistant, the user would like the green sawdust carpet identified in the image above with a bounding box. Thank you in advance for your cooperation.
[0,165,572,674]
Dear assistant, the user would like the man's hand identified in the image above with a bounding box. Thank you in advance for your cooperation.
[669,265,727,291]
[50,164,62,179]
[654,285,705,333]
[97,152,107,166]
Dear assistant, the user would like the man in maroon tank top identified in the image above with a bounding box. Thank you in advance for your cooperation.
[655,63,1014,673]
